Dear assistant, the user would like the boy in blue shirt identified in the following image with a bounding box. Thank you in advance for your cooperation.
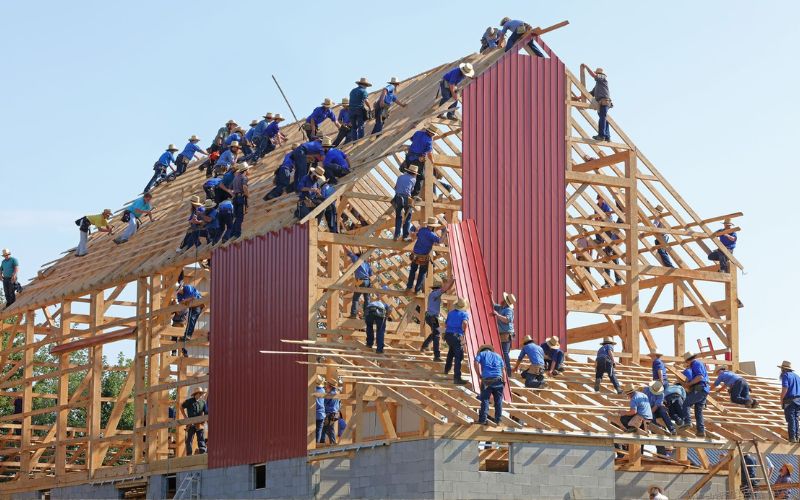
[779,361,800,442]
[406,217,446,293]
[421,279,455,361]
[314,376,326,443]
[652,352,668,387]
[444,297,470,385]
[512,335,545,388]
[437,62,474,119]
[492,291,516,377]
[679,351,710,437]
[321,137,350,183]
[645,381,676,435]
[474,345,506,424]
[144,144,179,193]
[708,219,737,273]
[713,366,758,408]
[263,144,298,201]
[371,77,407,135]
[595,337,622,394]
[619,384,653,433]
[392,165,417,241]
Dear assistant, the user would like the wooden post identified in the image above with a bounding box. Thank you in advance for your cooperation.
[623,151,640,364]
[134,277,148,464]
[87,291,105,475]
[673,285,685,357]
[20,311,34,474]
[727,269,739,370]
[55,301,71,476]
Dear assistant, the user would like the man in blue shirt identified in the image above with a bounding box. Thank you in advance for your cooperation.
[664,379,687,426]
[713,366,758,408]
[230,163,250,240]
[779,361,800,442]
[292,139,325,189]
[402,124,439,198]
[321,379,341,444]
[176,135,207,176]
[364,292,392,354]
[305,98,339,140]
[444,297,470,385]
[345,247,373,318]
[708,219,737,273]
[679,351,710,437]
[203,176,222,202]
[392,165,417,241]
[1,249,20,308]
[652,352,668,387]
[371,77,407,135]
[321,137,350,183]
[144,144,179,193]
[474,345,506,424]
[320,180,338,233]
[645,381,676,435]
[512,335,545,388]
[492,291,516,377]
[421,279,455,361]
[437,62,474,119]
[251,112,272,156]
[200,199,221,245]
[619,384,653,433]
[177,283,203,357]
[217,199,234,244]
[175,196,206,254]
[594,337,622,394]
[406,217,446,293]
[348,77,373,141]
[295,167,327,219]
[480,27,501,53]
[332,98,352,147]
[498,17,545,56]
[263,144,298,201]
[541,336,565,376]
[313,376,326,443]
[213,141,241,179]
[114,193,154,244]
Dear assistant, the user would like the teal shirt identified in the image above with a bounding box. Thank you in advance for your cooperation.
[1,257,19,278]
[127,197,152,219]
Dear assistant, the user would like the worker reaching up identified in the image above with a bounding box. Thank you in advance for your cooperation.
[583,65,613,142]
[492,291,516,377]
[437,62,474,120]
[392,165,416,241]
[499,17,544,56]
[74,209,113,257]
[210,119,238,153]
[402,124,439,199]
[406,217,446,294]
[143,144,179,193]
[779,361,800,443]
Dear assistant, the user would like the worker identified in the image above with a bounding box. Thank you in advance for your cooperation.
[444,297,470,385]
[143,144,179,193]
[401,125,438,198]
[474,344,506,424]
[645,381,676,435]
[594,336,622,393]
[349,77,373,141]
[314,375,326,443]
[679,351,709,437]
[619,384,652,434]
[230,162,250,240]
[74,209,113,257]
[541,336,565,376]
[321,137,350,183]
[1,249,20,308]
[304,98,339,140]
[437,62,474,120]
[365,291,392,354]
[320,179,338,233]
[332,98,352,146]
[200,199,220,245]
[779,360,800,443]
[647,486,668,500]
[652,352,668,387]
[292,139,325,190]
[708,219,737,273]
[741,454,761,498]
[499,17,545,56]
[652,205,674,268]
[321,379,341,444]
[177,282,203,338]
[371,77,407,135]
[713,366,758,408]
[113,193,154,244]
[263,113,287,153]
[492,291,516,377]
[250,112,272,157]
[583,66,612,142]
[223,126,244,150]
[263,144,298,201]
[392,164,417,241]
[10,388,22,435]
[175,195,205,254]
[203,176,222,201]
[407,217,446,293]
[421,279,455,362]
[176,135,207,176]
[296,166,326,219]
[595,215,623,288]
[211,119,237,152]
[214,141,241,175]
[775,463,794,499]
[180,387,208,455]
[217,199,235,244]
[344,247,372,318]
[512,335,545,388]
[480,27,502,53]
[664,377,687,426]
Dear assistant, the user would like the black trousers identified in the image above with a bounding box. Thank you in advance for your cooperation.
[3,277,16,306]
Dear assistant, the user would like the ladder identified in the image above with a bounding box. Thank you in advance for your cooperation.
[173,471,201,499]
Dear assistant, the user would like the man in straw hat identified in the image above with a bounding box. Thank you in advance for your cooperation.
[645,381,676,436]
[320,378,342,444]
[213,140,241,177]
[583,65,613,142]
[304,97,340,140]
[333,98,352,147]
[176,135,207,176]
[499,17,545,56]
[114,192,153,245]
[176,196,206,254]
[348,77,374,141]
[594,336,622,394]
[421,278,455,361]
[229,162,250,240]
[618,383,652,434]
[313,375,327,443]
[211,119,238,153]
[292,138,325,190]
[444,297,471,385]
[651,205,674,268]
[779,361,800,443]
[437,62,475,120]
[652,351,668,388]
[251,112,272,155]
[264,113,287,153]
[321,137,350,183]
[402,124,439,198]
[392,164,417,241]
[406,217,447,294]
[263,143,299,201]
[713,366,759,408]
[143,144,179,193]
[180,387,208,455]
[295,166,327,219]
[480,26,501,53]
[364,289,393,354]
[1,249,19,307]
[512,335,545,388]
[664,376,687,427]
[198,199,220,245]
[707,219,737,273]
[474,344,507,424]
[679,351,710,437]
[371,76,407,135]
[492,291,516,377]
[541,336,565,376]
[74,209,114,257]
[344,246,374,319]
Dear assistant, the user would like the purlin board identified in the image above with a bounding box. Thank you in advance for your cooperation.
[208,224,309,468]
[448,219,512,402]
[461,34,567,350]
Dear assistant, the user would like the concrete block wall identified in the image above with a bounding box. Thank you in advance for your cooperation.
[616,470,728,499]
[48,483,120,499]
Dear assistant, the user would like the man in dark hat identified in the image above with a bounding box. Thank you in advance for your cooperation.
[679,351,710,437]
[595,336,622,394]
[180,387,208,455]
[473,344,506,424]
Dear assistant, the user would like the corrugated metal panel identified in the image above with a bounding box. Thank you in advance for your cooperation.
[462,35,567,349]
[448,220,511,401]
[208,224,309,468]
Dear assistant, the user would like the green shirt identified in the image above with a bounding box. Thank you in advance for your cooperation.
[181,397,208,418]
[1,257,19,278]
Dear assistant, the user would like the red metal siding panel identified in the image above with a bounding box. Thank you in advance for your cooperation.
[462,36,566,349]
[208,224,309,468]
[447,220,511,401]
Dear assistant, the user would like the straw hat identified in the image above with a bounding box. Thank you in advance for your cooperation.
[522,335,534,345]
[454,297,469,311]
[424,123,439,136]
[425,216,441,227]
[273,113,285,121]
[226,119,237,126]
[485,27,498,36]
[601,336,616,345]
[716,366,727,373]
[405,164,419,175]
[229,141,241,148]
[432,280,443,289]
[500,17,511,25]
[341,97,350,105]
[249,119,259,127]
[321,97,335,107]
[355,77,372,87]
[313,166,326,178]
[188,134,201,142]
[654,205,664,213]
[2,249,10,256]
[387,77,400,85]
[547,336,560,349]
[191,387,207,397]
[595,68,605,75]
[167,144,179,152]
[648,380,664,395]
[203,199,215,209]
[102,209,113,217]
[235,162,251,172]
[683,351,698,361]
[263,112,273,119]
[502,292,516,306]
[723,219,733,227]
[651,351,663,357]
[479,344,494,352]
[189,195,202,206]
[459,62,475,78]
[321,137,333,148]
[315,374,326,385]
[779,360,794,371]
[326,378,339,388]
[623,383,637,395]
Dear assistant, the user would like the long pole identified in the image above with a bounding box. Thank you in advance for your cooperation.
[272,75,300,122]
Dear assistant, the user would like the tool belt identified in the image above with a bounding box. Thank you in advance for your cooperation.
[481,377,503,389]
[302,122,314,131]
[412,253,430,265]
[300,198,318,208]
[121,211,131,223]
[392,194,410,210]
[323,412,340,425]
[515,22,533,34]
[690,383,707,394]
[498,332,513,343]
[186,422,205,431]
[75,216,91,233]
[366,304,386,319]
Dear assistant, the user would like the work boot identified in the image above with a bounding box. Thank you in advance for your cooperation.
[749,399,759,408]
[454,378,469,385]
[696,430,706,438]
[677,422,691,430]
[624,427,637,433]
[592,134,605,141]
[433,356,442,362]
[593,378,601,392]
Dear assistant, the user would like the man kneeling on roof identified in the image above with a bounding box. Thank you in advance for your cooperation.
[619,383,652,434]
[645,381,676,436]
[664,376,687,426]
[714,366,759,408]
[474,344,506,425]
[512,335,545,388]
[113,193,153,244]
[541,336,564,376]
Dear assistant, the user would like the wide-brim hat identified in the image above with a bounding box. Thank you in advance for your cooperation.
[654,205,664,212]
[522,335,534,345]
[321,97,335,107]
[683,351,698,361]
[547,336,560,349]
[648,380,664,395]
[203,199,215,209]
[249,119,259,127]
[425,123,439,136]
[502,292,516,306]
[651,351,663,357]
[479,343,494,352]
[716,366,727,373]
[500,17,511,25]
[263,112,273,119]
[454,297,469,311]
[459,62,475,78]
[601,336,616,345]
[623,383,637,395]
[235,162,251,172]
[432,280,443,289]
[315,374,326,385]
[189,195,202,206]
[405,164,419,175]
[425,216,441,227]
[273,114,285,121]
[723,219,733,226]
[355,77,372,87]
[341,97,350,105]
[313,166,326,178]
[387,77,400,85]
[191,387,207,396]
[167,144,179,152]
[779,360,794,371]
[229,141,241,148]
[188,134,201,142]
[595,67,605,75]
[321,137,333,147]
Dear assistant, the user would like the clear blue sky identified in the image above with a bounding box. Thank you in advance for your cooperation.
[2,1,797,375]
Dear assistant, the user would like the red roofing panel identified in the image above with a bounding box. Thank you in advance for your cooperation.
[208,224,309,468]
[461,35,567,350]
[448,220,511,402]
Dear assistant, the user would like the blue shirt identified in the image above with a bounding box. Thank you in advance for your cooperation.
[426,289,444,315]
[245,127,257,142]
[688,359,710,393]
[300,141,324,156]
[652,358,667,383]
[720,232,737,251]
[782,371,800,399]
[499,19,525,37]
[224,132,242,146]
[597,344,614,361]
[493,304,514,334]
[630,391,653,419]
[321,183,335,199]
[518,343,544,366]
[408,130,433,161]
[157,151,175,168]
[442,67,466,86]
[218,200,234,213]
[324,388,340,414]
[713,370,742,388]
[475,350,504,379]
[177,284,202,302]
[204,177,222,189]
[265,121,281,138]
[127,197,152,219]
[338,108,351,123]
[279,151,294,171]
[394,173,416,196]
[204,208,219,230]
[644,388,663,408]
[254,120,269,137]
[306,106,336,126]
[366,300,389,313]
[412,227,441,255]
[1,257,19,278]
[598,200,612,214]
[315,385,325,420]
[323,148,349,169]
[179,142,203,161]
[349,86,369,109]
[221,170,236,189]
[382,84,398,106]
[296,174,319,200]
[445,309,469,335]
[664,384,686,401]
[541,342,561,357]
[347,251,372,280]
[215,149,236,168]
